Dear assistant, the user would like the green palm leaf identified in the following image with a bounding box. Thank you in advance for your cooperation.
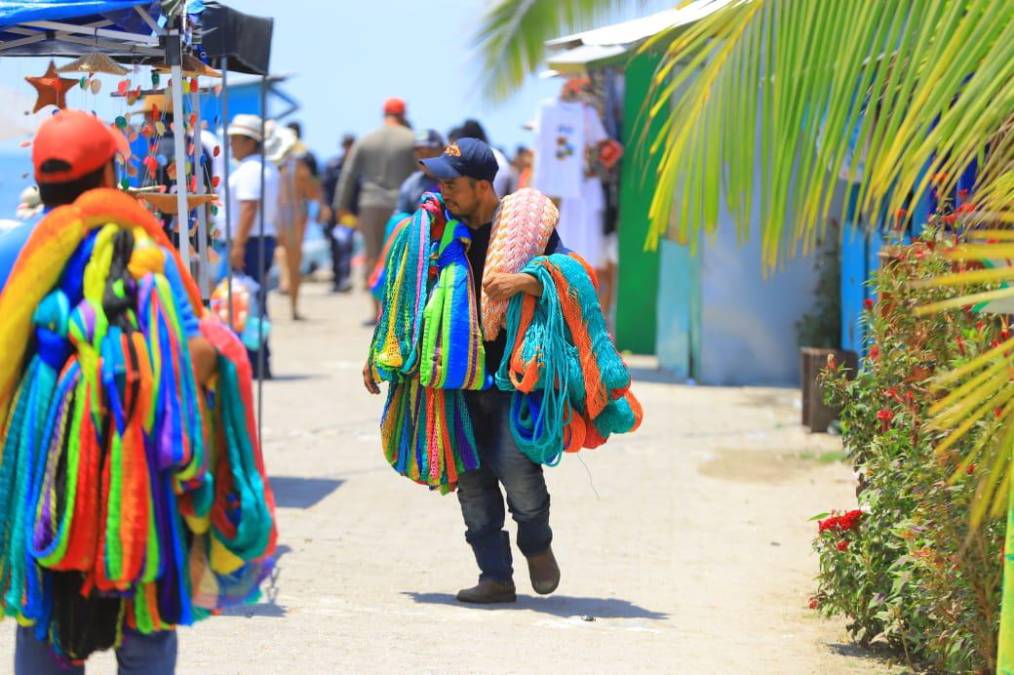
[475,0,644,101]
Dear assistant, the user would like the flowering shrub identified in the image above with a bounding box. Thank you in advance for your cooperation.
[813,229,1005,672]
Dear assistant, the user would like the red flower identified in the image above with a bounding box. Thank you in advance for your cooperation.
[863,298,875,311]
[943,213,958,225]
[956,202,975,214]
[956,334,967,356]
[877,408,894,423]
[808,597,820,610]
[967,463,977,475]
[869,345,880,361]
[995,407,1005,418]
[837,540,850,552]
[884,387,899,400]
[839,510,863,530]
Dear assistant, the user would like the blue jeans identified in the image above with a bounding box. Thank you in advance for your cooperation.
[243,235,276,376]
[458,390,552,583]
[15,626,177,675]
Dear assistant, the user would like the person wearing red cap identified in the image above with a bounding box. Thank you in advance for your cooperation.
[0,110,131,291]
[5,109,216,675]
[334,97,416,323]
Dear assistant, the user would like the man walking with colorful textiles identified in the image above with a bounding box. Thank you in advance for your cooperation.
[363,139,562,604]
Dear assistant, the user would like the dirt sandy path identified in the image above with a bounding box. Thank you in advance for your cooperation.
[2,283,897,674]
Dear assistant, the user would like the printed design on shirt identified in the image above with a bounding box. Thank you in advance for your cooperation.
[555,124,576,160]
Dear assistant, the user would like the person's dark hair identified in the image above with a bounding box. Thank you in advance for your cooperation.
[287,121,303,139]
[341,133,356,149]
[37,160,110,207]
[459,119,489,144]
[448,126,463,144]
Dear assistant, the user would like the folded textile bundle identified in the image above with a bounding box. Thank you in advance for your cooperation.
[0,190,276,663]
[497,253,643,466]
[370,193,485,491]
[481,188,559,341]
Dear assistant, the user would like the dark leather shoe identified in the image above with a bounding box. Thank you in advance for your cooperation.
[526,547,560,595]
[456,579,517,604]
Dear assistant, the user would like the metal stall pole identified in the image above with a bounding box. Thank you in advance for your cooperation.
[167,29,191,269]
[191,78,211,302]
[221,56,234,330]
[256,74,267,432]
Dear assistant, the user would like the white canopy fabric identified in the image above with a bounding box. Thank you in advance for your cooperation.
[548,1,732,48]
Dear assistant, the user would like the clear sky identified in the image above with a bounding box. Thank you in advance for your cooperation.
[0,0,677,158]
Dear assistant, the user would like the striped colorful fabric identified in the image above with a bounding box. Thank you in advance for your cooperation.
[0,189,276,663]
[420,219,486,390]
[481,188,559,341]
[496,252,643,466]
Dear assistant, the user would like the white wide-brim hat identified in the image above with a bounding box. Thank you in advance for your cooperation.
[227,113,264,142]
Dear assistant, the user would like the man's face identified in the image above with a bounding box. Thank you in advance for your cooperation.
[439,177,480,218]
[230,134,256,160]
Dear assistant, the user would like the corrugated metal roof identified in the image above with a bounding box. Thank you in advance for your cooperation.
[546,0,734,49]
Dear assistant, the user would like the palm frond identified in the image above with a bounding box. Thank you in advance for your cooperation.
[475,0,639,101]
[641,0,1014,267]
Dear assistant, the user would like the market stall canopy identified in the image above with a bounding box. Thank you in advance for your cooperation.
[199,1,272,76]
[545,0,732,72]
[0,0,162,58]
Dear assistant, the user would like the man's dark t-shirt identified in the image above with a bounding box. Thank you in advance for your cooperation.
[465,221,563,379]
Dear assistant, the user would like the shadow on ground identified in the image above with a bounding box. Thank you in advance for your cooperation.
[403,592,668,620]
[269,477,344,509]
[221,545,292,619]
[265,373,324,383]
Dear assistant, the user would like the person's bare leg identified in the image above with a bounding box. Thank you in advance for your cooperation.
[288,219,307,320]
[276,241,290,295]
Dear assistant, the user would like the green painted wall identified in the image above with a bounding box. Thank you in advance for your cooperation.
[615,51,663,354]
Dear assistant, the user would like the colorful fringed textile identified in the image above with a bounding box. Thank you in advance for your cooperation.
[481,188,559,341]
[368,212,411,301]
[420,220,486,390]
[369,193,488,491]
[0,189,276,663]
[380,379,479,494]
[370,199,438,381]
[496,253,643,466]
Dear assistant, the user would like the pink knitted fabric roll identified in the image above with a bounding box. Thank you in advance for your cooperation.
[481,188,559,341]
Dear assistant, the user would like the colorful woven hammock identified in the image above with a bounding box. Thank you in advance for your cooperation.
[369,193,487,491]
[496,253,643,466]
[481,188,559,342]
[368,212,411,301]
[0,189,276,663]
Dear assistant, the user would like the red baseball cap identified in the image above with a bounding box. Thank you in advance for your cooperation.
[383,97,406,116]
[33,109,131,184]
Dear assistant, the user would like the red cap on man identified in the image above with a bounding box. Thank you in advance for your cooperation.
[383,97,406,117]
[32,110,131,184]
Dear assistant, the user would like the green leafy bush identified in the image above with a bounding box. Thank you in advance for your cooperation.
[813,232,1005,672]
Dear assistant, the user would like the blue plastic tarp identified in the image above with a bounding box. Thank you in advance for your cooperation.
[0,0,151,28]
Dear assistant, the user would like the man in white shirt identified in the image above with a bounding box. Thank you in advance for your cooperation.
[227,113,280,378]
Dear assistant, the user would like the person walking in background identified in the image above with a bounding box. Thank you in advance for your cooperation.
[227,114,280,379]
[456,119,513,197]
[395,129,444,214]
[320,134,356,293]
[334,98,416,322]
[271,122,321,321]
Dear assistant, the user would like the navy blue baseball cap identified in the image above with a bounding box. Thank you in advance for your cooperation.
[420,137,499,183]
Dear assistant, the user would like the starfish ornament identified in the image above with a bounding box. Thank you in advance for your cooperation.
[25,61,77,113]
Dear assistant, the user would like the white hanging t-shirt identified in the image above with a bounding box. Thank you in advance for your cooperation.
[228,155,280,238]
[532,99,587,200]
[533,99,610,266]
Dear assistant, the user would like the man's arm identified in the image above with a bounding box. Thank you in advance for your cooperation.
[483,272,543,300]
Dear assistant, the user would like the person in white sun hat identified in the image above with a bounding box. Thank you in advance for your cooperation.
[227,113,280,378]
